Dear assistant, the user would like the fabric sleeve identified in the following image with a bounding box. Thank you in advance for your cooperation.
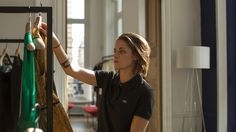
[134,87,154,120]
[95,70,113,89]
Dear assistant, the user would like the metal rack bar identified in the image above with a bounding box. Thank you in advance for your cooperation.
[0,6,53,132]
[0,39,24,43]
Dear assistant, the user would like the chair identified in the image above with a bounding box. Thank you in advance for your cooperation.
[82,105,98,130]
[68,102,76,116]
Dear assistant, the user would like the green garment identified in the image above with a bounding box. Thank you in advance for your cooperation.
[18,32,37,132]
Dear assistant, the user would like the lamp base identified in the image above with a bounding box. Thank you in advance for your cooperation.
[181,69,206,132]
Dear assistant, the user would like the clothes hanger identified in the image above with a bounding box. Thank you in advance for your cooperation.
[15,43,21,56]
[2,43,12,66]
[0,43,8,66]
[3,53,12,66]
[32,1,45,50]
[25,0,35,51]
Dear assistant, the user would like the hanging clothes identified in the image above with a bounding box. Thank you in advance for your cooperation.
[0,54,13,132]
[18,34,37,132]
[0,53,22,132]
[34,35,73,132]
[10,55,22,132]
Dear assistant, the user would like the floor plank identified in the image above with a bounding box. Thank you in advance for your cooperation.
[70,116,96,132]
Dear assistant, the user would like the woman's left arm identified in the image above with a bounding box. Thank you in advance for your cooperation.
[130,116,149,132]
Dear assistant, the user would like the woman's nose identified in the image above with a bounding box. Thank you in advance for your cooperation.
[114,52,119,57]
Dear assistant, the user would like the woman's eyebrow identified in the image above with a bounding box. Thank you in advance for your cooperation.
[114,47,126,50]
[119,47,126,50]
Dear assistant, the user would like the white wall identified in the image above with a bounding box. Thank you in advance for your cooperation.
[92,0,146,60]
[123,0,146,37]
[86,0,103,68]
[102,0,116,57]
[162,0,202,131]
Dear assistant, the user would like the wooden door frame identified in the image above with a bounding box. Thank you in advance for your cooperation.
[146,0,162,132]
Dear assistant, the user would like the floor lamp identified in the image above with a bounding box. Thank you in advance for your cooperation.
[176,46,210,132]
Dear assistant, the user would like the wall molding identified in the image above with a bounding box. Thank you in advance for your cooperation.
[161,0,172,131]
[216,0,227,131]
[52,0,67,109]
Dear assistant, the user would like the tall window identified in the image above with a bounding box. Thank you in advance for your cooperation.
[67,0,86,102]
[116,0,123,36]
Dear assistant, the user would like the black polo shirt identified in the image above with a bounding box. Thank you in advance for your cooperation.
[95,70,154,132]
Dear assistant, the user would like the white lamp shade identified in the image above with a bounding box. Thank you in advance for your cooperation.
[176,46,210,69]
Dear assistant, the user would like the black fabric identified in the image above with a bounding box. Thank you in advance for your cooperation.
[0,55,22,132]
[10,56,22,132]
[95,70,153,132]
[93,62,103,107]
[0,55,13,132]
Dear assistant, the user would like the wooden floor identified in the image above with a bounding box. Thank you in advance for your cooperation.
[70,116,96,132]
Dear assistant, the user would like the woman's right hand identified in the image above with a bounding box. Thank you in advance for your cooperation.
[39,22,61,48]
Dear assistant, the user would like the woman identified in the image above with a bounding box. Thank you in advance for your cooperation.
[40,23,154,132]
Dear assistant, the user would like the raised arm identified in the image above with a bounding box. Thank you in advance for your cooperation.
[40,22,97,86]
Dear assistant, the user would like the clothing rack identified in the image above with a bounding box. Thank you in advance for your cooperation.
[102,54,113,60]
[0,6,53,132]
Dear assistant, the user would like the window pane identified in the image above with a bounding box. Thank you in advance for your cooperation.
[67,0,85,19]
[117,0,122,13]
[118,18,123,36]
[67,24,85,103]
[67,24,85,70]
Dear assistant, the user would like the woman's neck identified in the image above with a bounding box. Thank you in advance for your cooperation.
[119,70,136,83]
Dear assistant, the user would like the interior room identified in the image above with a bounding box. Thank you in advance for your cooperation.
[0,0,234,132]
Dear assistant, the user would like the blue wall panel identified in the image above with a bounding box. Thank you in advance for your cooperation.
[227,0,236,131]
[200,0,217,131]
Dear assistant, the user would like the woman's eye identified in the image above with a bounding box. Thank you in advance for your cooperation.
[114,49,127,54]
[119,50,126,54]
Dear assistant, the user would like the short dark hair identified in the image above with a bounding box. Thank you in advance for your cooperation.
[117,32,151,77]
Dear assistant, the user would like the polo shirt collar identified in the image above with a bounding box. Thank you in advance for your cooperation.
[119,73,143,89]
